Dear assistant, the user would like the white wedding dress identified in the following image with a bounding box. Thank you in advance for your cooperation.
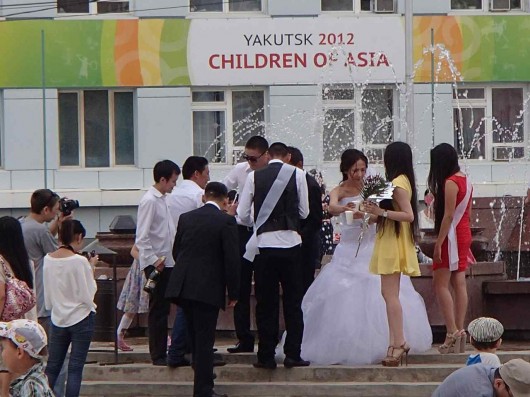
[299,195,433,365]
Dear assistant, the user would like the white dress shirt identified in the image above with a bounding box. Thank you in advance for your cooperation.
[135,186,176,270]
[43,254,97,327]
[223,161,253,227]
[168,179,204,226]
[237,159,309,249]
[223,162,252,192]
[205,201,221,210]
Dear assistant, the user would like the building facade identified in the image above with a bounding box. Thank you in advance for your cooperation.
[1,0,530,236]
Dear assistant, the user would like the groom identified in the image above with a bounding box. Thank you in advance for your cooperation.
[237,142,309,369]
[166,182,240,397]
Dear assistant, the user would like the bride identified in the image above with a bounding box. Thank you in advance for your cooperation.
[300,149,432,365]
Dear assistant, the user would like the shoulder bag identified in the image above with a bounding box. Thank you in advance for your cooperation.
[0,256,36,321]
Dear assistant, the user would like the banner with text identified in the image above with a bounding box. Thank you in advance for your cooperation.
[188,17,405,85]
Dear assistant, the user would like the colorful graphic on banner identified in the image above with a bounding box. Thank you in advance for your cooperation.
[0,19,190,88]
[413,15,530,83]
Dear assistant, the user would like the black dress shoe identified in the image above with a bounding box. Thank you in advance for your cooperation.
[213,353,227,367]
[167,358,191,368]
[227,343,254,353]
[283,357,310,368]
[152,359,168,366]
[211,391,227,397]
[252,360,277,369]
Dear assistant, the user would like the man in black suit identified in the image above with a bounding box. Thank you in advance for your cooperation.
[166,182,240,397]
[287,146,323,294]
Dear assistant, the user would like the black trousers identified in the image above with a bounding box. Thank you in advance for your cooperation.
[233,225,255,346]
[145,267,172,363]
[253,245,304,363]
[180,299,219,397]
[301,232,321,295]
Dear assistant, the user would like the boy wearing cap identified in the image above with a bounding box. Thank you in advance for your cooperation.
[0,319,53,397]
[433,358,530,397]
[466,317,504,367]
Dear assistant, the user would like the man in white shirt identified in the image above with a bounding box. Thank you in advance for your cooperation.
[224,136,270,354]
[237,142,309,369]
[135,160,180,366]
[166,156,209,367]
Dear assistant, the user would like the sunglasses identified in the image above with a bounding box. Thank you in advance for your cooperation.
[242,152,266,163]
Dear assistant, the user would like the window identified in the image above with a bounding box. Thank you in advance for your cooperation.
[453,87,525,160]
[58,90,135,167]
[190,0,262,12]
[451,0,483,9]
[322,84,394,162]
[57,0,129,14]
[450,0,521,10]
[321,0,393,12]
[192,90,265,164]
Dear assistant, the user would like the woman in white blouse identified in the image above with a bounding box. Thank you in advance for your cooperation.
[43,220,97,397]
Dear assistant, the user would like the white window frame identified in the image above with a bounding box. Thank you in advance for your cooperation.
[320,0,395,14]
[58,89,136,168]
[322,84,396,162]
[189,0,267,15]
[452,85,528,161]
[56,0,131,15]
[191,88,268,165]
[449,0,523,12]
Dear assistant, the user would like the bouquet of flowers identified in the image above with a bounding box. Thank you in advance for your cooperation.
[361,175,392,201]
[355,175,394,257]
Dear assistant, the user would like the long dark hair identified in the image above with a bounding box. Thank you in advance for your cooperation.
[59,219,86,247]
[427,143,461,233]
[340,149,368,182]
[0,216,33,289]
[379,142,419,239]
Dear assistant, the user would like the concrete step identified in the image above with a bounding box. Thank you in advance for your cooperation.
[83,363,459,383]
[80,380,439,397]
[87,349,530,366]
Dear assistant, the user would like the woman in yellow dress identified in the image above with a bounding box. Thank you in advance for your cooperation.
[364,141,421,367]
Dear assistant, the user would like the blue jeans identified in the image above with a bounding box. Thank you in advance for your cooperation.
[39,316,68,397]
[45,312,95,397]
[167,306,189,364]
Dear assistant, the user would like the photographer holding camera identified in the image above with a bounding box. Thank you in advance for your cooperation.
[19,189,74,397]
[20,190,75,324]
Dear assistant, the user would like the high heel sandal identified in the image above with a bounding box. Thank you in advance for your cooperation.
[381,346,393,366]
[437,331,460,354]
[458,330,467,353]
[382,342,410,367]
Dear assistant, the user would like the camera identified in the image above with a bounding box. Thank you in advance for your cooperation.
[59,198,80,216]
[81,250,96,260]
[143,256,165,293]
[143,268,161,294]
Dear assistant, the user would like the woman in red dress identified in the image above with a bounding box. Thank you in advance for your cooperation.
[428,143,472,354]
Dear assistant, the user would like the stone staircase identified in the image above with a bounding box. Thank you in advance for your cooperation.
[80,348,530,396]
